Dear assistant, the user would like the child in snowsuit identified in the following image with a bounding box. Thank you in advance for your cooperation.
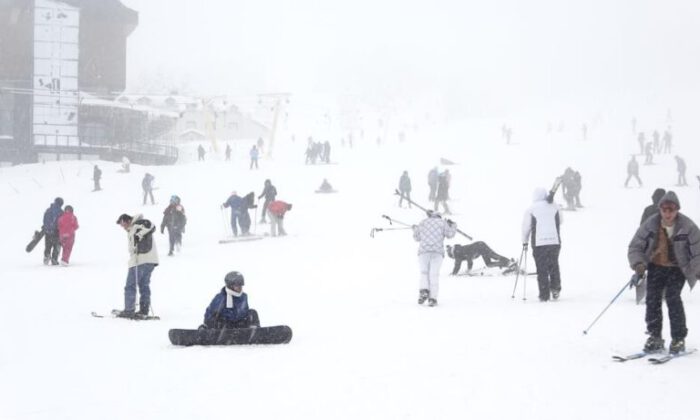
[57,205,79,265]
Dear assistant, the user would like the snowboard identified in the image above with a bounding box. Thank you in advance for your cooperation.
[218,235,264,244]
[169,325,293,346]
[315,189,338,194]
[26,229,45,253]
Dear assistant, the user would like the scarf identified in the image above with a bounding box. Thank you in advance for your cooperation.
[225,287,242,308]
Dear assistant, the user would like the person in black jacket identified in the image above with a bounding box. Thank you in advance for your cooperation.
[161,195,187,256]
[42,197,64,265]
[93,165,102,191]
[640,188,666,225]
[258,179,277,224]
[142,173,155,205]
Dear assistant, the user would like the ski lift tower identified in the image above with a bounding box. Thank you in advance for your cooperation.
[257,92,290,158]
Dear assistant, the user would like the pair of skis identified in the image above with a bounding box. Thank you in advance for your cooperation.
[612,348,697,364]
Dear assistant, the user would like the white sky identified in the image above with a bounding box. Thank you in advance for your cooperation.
[120,0,700,114]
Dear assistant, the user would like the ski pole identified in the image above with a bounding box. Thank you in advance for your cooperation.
[582,278,634,335]
[381,214,413,227]
[511,244,527,299]
[394,189,473,240]
[522,253,528,301]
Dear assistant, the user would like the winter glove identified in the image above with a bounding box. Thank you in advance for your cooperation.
[446,219,455,227]
[522,243,528,251]
[633,263,646,277]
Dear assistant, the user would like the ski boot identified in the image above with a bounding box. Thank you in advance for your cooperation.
[428,298,438,307]
[552,290,560,300]
[116,310,136,319]
[643,335,665,353]
[670,338,685,355]
[418,289,429,305]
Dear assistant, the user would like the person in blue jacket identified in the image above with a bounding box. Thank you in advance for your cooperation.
[42,197,64,265]
[222,191,243,236]
[201,271,260,329]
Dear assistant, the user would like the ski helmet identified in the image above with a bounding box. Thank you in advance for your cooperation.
[224,271,245,288]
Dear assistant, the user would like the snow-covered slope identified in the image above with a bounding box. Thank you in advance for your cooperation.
[1,117,698,420]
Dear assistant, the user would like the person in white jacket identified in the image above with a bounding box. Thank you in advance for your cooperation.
[413,211,457,306]
[522,188,563,301]
[116,213,159,317]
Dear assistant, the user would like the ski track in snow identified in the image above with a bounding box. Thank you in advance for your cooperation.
[1,118,699,420]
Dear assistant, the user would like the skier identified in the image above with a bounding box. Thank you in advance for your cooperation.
[258,179,277,224]
[560,167,577,210]
[427,167,439,201]
[628,191,700,354]
[222,191,243,237]
[93,165,102,191]
[197,144,206,161]
[257,137,264,154]
[572,171,583,208]
[398,171,412,208]
[160,195,187,256]
[142,173,155,205]
[267,200,292,237]
[637,132,645,156]
[644,142,654,165]
[57,205,79,265]
[663,129,672,154]
[675,155,687,186]
[641,188,666,225]
[446,242,514,275]
[42,197,64,265]
[200,271,260,329]
[238,192,256,235]
[433,171,451,214]
[323,141,331,163]
[225,144,231,161]
[115,213,159,317]
[624,155,642,187]
[522,187,563,301]
[413,210,457,306]
[653,130,661,154]
[249,145,259,169]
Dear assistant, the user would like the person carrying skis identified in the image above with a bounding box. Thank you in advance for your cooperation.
[413,210,457,306]
[116,213,159,317]
[258,179,277,224]
[398,171,412,208]
[57,205,79,265]
[222,191,243,237]
[200,271,260,329]
[142,173,156,205]
[267,200,293,237]
[522,187,563,301]
[160,195,187,256]
[628,191,700,354]
[93,165,102,191]
[42,197,64,265]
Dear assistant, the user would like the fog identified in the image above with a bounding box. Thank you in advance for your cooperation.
[122,0,700,117]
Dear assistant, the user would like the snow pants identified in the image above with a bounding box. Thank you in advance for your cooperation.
[532,245,561,301]
[398,190,412,208]
[646,264,687,340]
[418,252,443,299]
[124,263,156,313]
[269,213,286,236]
[43,231,61,264]
[59,233,75,263]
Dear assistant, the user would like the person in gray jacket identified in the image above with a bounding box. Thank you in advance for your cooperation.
[412,211,457,306]
[522,187,563,301]
[628,191,700,354]
[398,171,412,208]
[116,213,159,318]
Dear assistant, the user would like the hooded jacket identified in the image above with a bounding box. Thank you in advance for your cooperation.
[42,202,64,234]
[413,213,457,255]
[126,214,159,268]
[640,188,666,225]
[522,188,562,247]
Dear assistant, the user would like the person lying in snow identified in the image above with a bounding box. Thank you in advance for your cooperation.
[200,271,260,329]
[446,242,516,275]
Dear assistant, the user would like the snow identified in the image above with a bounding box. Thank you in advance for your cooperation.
[1,118,699,420]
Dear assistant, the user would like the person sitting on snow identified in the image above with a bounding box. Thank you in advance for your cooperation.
[318,178,334,192]
[200,271,260,329]
[446,242,516,275]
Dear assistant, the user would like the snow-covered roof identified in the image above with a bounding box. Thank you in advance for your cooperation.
[80,92,180,119]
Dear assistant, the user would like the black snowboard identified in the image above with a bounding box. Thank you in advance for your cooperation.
[169,325,292,346]
[26,229,45,253]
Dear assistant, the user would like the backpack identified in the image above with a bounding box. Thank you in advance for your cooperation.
[133,219,155,254]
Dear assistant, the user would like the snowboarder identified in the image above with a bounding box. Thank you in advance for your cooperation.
[42,197,64,265]
[57,205,78,265]
[398,171,412,208]
[675,155,687,186]
[522,187,563,301]
[628,191,700,354]
[93,165,102,191]
[624,155,642,187]
[427,167,438,201]
[413,210,457,306]
[222,191,243,237]
[258,179,277,224]
[446,242,514,275]
[142,173,155,205]
[200,271,260,329]
[250,145,259,169]
[318,179,334,193]
[433,171,451,214]
[267,200,292,237]
[641,188,666,225]
[197,144,206,161]
[160,195,187,256]
[116,213,159,317]
[225,144,231,161]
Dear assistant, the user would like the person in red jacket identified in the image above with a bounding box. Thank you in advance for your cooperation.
[57,205,79,265]
[267,200,292,237]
